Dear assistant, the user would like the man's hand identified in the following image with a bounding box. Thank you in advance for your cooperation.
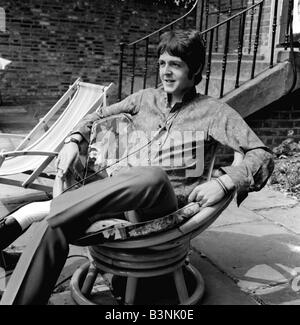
[55,143,79,178]
[188,180,225,207]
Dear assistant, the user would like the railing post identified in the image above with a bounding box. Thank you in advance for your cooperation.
[269,0,279,68]
[251,2,263,79]
[248,0,255,54]
[204,0,209,46]
[220,21,230,98]
[199,0,205,31]
[228,0,232,16]
[143,38,149,89]
[130,44,136,94]
[285,0,294,50]
[205,29,214,95]
[118,42,125,102]
[235,11,246,88]
[155,31,162,88]
[215,0,221,52]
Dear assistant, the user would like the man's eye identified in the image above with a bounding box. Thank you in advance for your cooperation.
[159,61,165,66]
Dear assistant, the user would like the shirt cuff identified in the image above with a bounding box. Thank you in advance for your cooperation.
[218,174,236,192]
[219,166,250,206]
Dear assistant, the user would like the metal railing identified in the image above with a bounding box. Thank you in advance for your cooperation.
[117,0,292,100]
[201,0,264,97]
[118,0,198,100]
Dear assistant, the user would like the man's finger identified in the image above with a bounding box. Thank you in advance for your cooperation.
[196,192,205,202]
[188,188,197,202]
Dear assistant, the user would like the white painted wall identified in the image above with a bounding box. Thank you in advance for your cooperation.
[294,0,300,33]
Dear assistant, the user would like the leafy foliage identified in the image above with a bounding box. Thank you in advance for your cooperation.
[269,134,300,200]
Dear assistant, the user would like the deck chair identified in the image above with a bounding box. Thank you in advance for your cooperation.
[52,115,244,305]
[0,79,113,193]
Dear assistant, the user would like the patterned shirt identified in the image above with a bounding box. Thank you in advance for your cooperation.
[72,86,274,206]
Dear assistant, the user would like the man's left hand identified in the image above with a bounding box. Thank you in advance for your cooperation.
[188,180,225,207]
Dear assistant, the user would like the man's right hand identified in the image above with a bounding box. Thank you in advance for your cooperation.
[55,142,79,178]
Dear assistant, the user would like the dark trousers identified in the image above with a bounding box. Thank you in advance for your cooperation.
[0,166,178,305]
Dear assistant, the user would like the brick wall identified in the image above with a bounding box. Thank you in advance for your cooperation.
[246,88,300,148]
[0,0,186,104]
[215,88,300,167]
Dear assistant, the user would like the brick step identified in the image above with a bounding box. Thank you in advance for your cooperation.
[205,59,270,79]
[210,52,265,61]
[197,76,248,98]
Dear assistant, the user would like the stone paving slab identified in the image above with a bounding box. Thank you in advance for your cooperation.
[0,184,50,218]
[210,202,265,228]
[189,251,258,305]
[241,187,298,210]
[252,282,300,305]
[191,221,300,297]
[254,206,300,234]
[49,286,119,305]
[48,291,77,305]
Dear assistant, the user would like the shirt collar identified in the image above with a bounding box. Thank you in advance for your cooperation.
[158,86,197,111]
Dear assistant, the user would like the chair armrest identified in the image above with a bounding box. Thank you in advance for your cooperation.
[0,150,58,168]
[181,192,234,236]
[0,150,58,159]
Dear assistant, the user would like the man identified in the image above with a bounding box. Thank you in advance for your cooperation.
[0,29,273,304]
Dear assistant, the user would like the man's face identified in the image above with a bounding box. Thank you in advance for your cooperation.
[159,52,194,102]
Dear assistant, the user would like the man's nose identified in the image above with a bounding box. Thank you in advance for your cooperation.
[163,64,171,75]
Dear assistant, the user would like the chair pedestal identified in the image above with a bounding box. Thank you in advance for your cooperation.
[70,243,205,305]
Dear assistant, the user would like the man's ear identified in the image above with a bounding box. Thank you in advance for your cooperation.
[195,64,203,76]
[189,64,203,80]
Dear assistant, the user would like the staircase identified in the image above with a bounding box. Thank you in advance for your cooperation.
[197,52,269,98]
[117,0,299,119]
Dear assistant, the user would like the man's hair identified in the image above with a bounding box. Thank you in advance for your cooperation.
[157,29,206,85]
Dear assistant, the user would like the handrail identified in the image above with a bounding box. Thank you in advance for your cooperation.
[127,0,199,47]
[201,0,264,34]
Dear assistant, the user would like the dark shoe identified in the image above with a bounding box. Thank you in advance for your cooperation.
[0,217,23,251]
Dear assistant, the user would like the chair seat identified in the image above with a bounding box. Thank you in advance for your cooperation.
[70,194,234,305]
[71,202,202,246]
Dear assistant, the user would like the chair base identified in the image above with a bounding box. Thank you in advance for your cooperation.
[70,261,205,305]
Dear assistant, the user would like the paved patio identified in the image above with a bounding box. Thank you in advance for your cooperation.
[1,180,300,305]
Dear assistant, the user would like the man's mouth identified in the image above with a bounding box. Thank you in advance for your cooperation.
[164,80,175,84]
